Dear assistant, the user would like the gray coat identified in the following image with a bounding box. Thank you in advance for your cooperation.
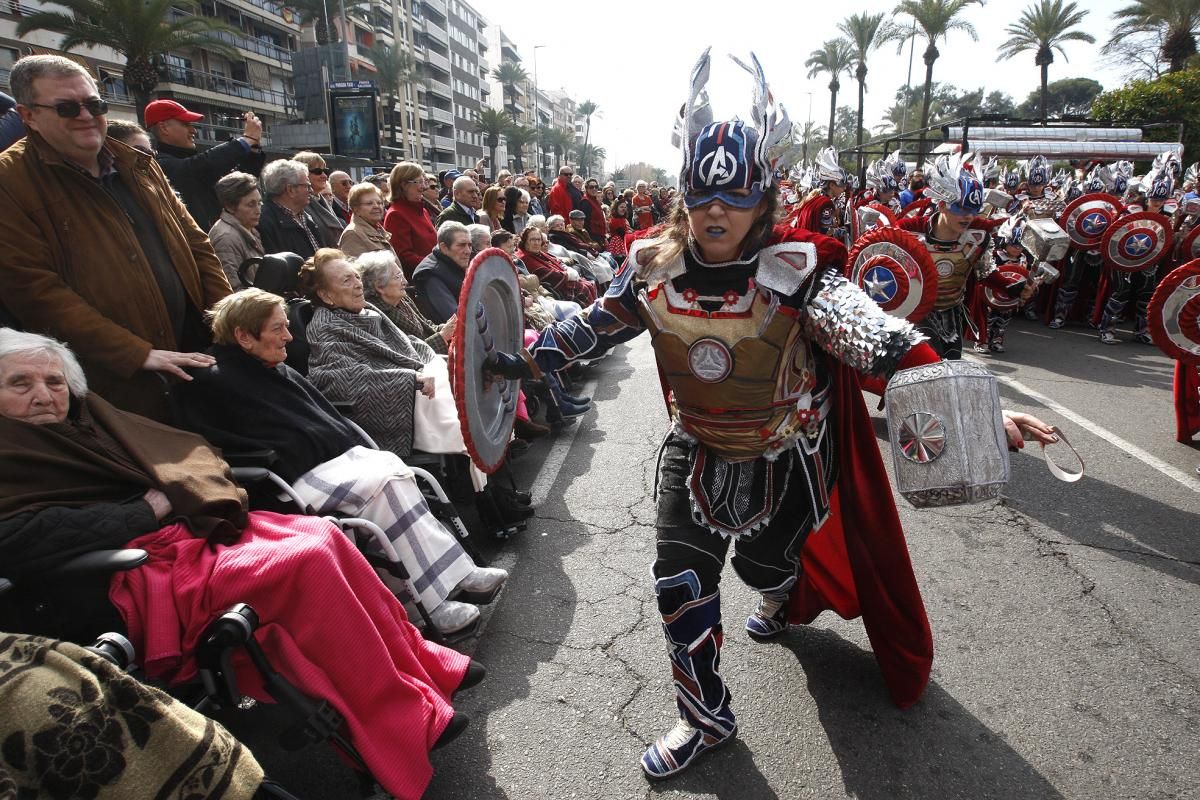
[208,211,264,289]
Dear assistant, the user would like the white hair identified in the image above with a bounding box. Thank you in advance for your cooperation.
[527,215,548,231]
[260,159,309,198]
[466,223,492,251]
[546,214,565,229]
[0,329,88,397]
[354,250,401,290]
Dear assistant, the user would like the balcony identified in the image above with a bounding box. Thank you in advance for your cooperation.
[210,29,293,64]
[161,65,294,111]
[423,49,450,73]
[433,133,455,150]
[229,0,292,22]
[422,0,447,16]
[425,78,452,99]
[477,56,489,73]
[423,19,449,47]
[430,106,454,125]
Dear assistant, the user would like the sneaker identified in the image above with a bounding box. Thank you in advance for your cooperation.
[429,600,480,636]
[745,594,789,641]
[972,342,990,354]
[453,567,508,604]
[988,339,1006,353]
[1133,331,1154,345]
[1098,330,1120,345]
[641,719,737,780]
[1048,316,1066,330]
[1023,306,1039,321]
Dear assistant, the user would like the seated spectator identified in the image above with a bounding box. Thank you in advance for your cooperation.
[493,230,581,324]
[467,223,493,256]
[477,185,506,231]
[300,252,531,528]
[527,214,548,233]
[434,175,482,228]
[172,289,507,634]
[0,55,227,420]
[502,186,531,235]
[208,171,264,289]
[516,226,597,306]
[412,222,471,324]
[328,169,353,222]
[337,181,390,258]
[567,209,601,252]
[359,249,455,354]
[0,329,483,798]
[548,214,599,257]
[105,119,154,154]
[382,161,438,278]
[291,151,345,244]
[147,100,264,231]
[257,159,332,259]
[0,632,268,798]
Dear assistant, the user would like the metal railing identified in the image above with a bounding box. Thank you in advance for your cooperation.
[430,106,453,125]
[422,0,447,18]
[162,64,294,109]
[232,0,291,20]
[209,29,294,64]
[425,78,452,99]
[423,19,448,46]
[424,50,450,73]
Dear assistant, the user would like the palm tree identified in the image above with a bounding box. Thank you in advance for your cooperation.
[576,142,606,178]
[16,0,238,125]
[577,100,599,175]
[492,61,529,122]
[884,0,982,163]
[805,39,855,148]
[998,1,1094,123]
[1109,0,1200,73]
[541,126,575,174]
[838,12,887,179]
[287,0,368,45]
[504,123,536,172]
[366,42,414,158]
[475,108,510,179]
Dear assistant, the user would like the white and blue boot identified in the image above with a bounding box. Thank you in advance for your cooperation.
[745,591,790,641]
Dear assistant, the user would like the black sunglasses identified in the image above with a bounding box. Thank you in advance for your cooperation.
[29,98,108,118]
[309,168,332,176]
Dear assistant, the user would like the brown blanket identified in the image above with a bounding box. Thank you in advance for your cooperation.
[0,393,247,538]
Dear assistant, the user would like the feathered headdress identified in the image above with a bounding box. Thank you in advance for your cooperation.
[884,149,907,180]
[1152,147,1183,181]
[923,151,984,214]
[1084,163,1113,193]
[865,158,898,193]
[1025,155,1050,186]
[813,146,848,185]
[972,153,999,183]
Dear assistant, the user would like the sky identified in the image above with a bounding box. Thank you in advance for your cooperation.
[466,0,1138,174]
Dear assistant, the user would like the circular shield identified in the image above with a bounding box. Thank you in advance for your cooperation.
[1101,211,1174,273]
[450,248,524,473]
[984,262,1031,311]
[688,338,733,383]
[848,226,938,322]
[1147,258,1200,365]
[1058,193,1122,249]
[1181,226,1200,263]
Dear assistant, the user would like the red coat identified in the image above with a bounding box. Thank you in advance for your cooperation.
[383,198,437,277]
[547,176,577,221]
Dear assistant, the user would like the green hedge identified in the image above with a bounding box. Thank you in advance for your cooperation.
[1090,68,1198,163]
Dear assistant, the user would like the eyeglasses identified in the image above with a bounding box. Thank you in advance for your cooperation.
[28,98,108,118]
[309,168,332,176]
[290,183,313,192]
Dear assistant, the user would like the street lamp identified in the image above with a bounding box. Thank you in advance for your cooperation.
[533,44,546,179]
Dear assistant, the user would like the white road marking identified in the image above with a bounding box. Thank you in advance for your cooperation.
[968,357,1199,494]
[528,375,600,508]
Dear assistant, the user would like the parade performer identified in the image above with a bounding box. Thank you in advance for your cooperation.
[896,153,1027,358]
[791,146,851,244]
[489,51,942,779]
[1049,163,1117,329]
[1097,165,1175,345]
[974,215,1031,354]
[862,157,903,216]
[1017,155,1065,221]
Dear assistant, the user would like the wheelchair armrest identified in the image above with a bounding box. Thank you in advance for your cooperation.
[0,578,12,596]
[329,400,355,414]
[224,449,279,468]
[46,549,149,577]
[230,466,271,483]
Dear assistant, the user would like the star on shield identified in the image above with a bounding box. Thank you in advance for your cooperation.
[864,266,897,303]
[1123,233,1153,258]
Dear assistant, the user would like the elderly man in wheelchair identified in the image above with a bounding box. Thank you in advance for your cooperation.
[0,328,484,800]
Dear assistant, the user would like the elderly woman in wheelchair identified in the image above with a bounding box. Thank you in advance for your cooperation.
[171,288,507,637]
[0,329,483,800]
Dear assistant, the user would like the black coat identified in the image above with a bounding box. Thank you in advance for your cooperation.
[257,200,336,260]
[155,139,265,231]
[433,202,477,228]
[174,344,360,483]
[410,249,465,324]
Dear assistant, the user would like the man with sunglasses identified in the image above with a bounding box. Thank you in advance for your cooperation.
[146,100,265,232]
[0,55,230,420]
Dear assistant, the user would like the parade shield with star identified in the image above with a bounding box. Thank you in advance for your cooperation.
[1147,258,1200,365]
[848,226,938,323]
[1058,193,1123,250]
[983,262,1031,311]
[1100,211,1174,273]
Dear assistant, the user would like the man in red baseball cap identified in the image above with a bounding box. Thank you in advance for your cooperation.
[145,99,265,231]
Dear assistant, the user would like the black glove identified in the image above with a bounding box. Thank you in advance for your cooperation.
[485,351,533,380]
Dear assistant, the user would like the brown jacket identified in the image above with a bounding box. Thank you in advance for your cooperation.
[0,133,231,418]
[337,214,392,258]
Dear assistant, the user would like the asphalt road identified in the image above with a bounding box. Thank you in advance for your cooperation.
[236,315,1200,799]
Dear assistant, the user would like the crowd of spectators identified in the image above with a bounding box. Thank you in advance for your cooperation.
[0,53,681,799]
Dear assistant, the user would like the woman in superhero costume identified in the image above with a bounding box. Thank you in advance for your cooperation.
[491,51,944,779]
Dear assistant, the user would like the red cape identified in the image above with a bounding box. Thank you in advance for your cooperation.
[1175,361,1200,443]
[788,194,833,234]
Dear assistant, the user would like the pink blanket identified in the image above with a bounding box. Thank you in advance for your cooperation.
[109,511,469,800]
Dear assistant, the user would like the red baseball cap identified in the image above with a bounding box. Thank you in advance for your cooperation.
[144,99,203,128]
